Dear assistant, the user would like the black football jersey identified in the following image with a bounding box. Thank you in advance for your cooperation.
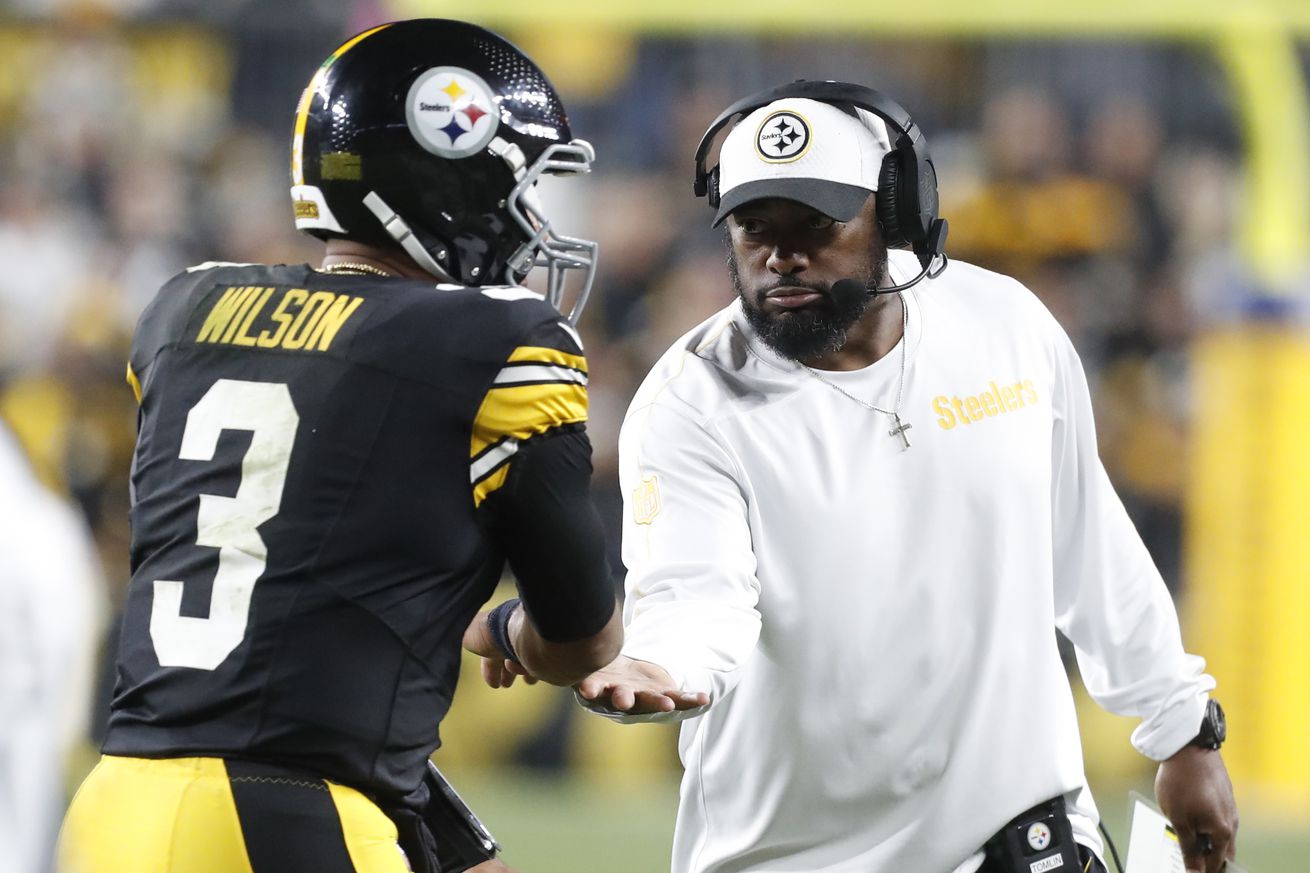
[104,262,601,801]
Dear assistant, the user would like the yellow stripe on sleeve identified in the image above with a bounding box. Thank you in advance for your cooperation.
[471,382,588,460]
[472,464,512,508]
[126,362,142,404]
[469,381,588,506]
[468,338,590,507]
[506,345,587,374]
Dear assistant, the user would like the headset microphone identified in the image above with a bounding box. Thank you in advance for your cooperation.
[830,278,871,309]
[830,246,950,306]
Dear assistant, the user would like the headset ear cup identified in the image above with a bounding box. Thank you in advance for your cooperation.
[876,151,907,248]
[708,166,721,209]
[918,158,940,238]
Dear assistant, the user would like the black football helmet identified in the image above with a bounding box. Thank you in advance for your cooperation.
[290,19,598,321]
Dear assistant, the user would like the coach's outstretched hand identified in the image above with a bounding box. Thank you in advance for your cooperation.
[1155,745,1238,873]
[575,655,709,714]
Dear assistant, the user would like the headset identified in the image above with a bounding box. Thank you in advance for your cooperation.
[693,80,949,286]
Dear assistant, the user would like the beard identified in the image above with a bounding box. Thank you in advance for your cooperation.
[728,245,888,362]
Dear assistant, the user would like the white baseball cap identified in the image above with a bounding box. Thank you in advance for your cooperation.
[713,97,893,226]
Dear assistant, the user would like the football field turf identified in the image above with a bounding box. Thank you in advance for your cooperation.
[450,769,1309,873]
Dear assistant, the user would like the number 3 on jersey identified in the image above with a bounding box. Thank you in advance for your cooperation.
[150,379,299,670]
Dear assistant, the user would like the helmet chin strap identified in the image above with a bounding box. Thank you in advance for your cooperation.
[362,192,460,284]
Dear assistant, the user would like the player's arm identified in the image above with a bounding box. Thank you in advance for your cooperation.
[467,426,622,686]
[462,316,621,686]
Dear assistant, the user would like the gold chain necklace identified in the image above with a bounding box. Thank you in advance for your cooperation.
[319,262,393,278]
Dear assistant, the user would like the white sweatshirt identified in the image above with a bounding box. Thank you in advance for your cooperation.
[596,251,1213,873]
[0,425,104,873]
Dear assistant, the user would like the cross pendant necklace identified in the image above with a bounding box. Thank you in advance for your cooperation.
[800,290,913,450]
[888,413,913,449]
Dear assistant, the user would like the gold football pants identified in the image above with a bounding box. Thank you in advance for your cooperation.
[57,755,411,873]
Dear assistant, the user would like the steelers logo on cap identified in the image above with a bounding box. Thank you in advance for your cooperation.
[406,66,500,159]
[755,110,812,163]
[1026,822,1052,852]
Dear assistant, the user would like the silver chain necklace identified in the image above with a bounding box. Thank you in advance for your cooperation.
[800,291,913,449]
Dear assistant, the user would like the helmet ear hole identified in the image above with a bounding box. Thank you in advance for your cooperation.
[876,150,907,248]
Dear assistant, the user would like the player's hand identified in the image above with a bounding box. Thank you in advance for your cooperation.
[462,611,538,689]
[575,655,709,714]
[1155,745,1238,873]
[462,610,501,658]
[480,655,537,689]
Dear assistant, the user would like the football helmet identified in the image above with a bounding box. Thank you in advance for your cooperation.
[290,19,598,322]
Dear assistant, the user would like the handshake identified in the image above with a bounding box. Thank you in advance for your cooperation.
[461,602,709,716]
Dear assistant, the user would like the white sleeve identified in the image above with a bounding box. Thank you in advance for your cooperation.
[589,393,761,723]
[1048,327,1213,761]
[0,430,105,873]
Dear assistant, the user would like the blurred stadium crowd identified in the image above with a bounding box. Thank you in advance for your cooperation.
[0,0,1254,833]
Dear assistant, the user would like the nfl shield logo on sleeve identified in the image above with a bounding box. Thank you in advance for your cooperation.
[633,476,661,525]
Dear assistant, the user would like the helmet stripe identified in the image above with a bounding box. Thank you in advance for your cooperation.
[291,23,393,186]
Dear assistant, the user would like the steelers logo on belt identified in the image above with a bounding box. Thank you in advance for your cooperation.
[406,66,500,159]
[754,110,811,163]
[1026,821,1053,851]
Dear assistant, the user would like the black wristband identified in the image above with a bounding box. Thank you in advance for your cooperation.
[486,599,522,665]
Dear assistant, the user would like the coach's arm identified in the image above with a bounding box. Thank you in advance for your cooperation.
[576,396,759,721]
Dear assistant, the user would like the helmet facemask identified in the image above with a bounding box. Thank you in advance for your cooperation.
[501,139,598,325]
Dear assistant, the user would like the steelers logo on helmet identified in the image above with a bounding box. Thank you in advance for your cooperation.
[405,66,501,159]
[1026,822,1053,852]
[754,110,811,163]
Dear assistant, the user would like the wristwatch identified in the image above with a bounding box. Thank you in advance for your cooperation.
[1189,699,1226,750]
